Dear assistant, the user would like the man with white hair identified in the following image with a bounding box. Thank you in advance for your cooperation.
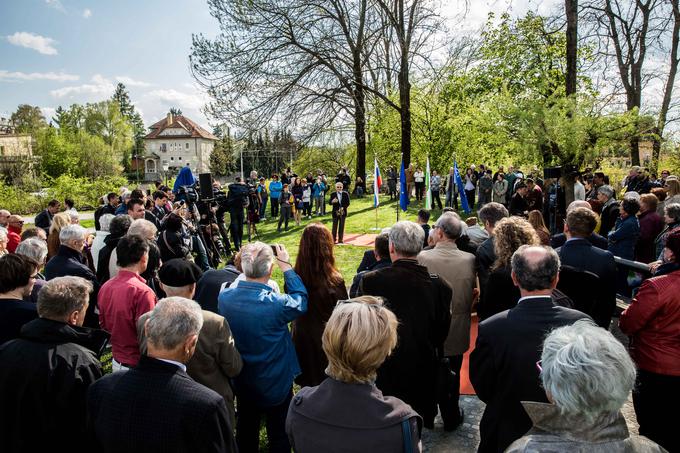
[549,200,608,249]
[218,242,307,453]
[44,224,101,327]
[16,237,49,303]
[358,221,452,429]
[597,185,621,236]
[470,245,590,453]
[88,297,237,452]
[506,320,664,452]
[0,276,108,452]
[418,213,477,430]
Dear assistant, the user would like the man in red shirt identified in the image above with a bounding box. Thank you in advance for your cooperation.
[98,234,156,370]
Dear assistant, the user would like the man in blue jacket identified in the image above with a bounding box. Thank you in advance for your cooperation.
[268,174,283,219]
[218,242,308,453]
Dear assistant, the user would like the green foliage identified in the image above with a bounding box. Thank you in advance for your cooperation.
[0,182,44,215]
[293,145,354,177]
[45,174,128,209]
[10,104,47,134]
[210,125,236,176]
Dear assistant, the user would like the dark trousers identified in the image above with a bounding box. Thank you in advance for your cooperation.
[270,197,279,218]
[415,182,425,200]
[332,213,346,242]
[236,391,292,453]
[633,369,680,453]
[303,201,311,216]
[229,208,244,251]
[259,197,268,218]
[278,206,291,231]
[431,189,442,209]
[438,354,464,429]
[446,190,459,209]
[465,189,475,210]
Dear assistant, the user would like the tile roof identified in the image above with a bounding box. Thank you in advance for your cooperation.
[144,114,218,140]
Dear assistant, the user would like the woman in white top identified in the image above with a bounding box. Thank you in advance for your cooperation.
[574,175,586,201]
[414,168,425,201]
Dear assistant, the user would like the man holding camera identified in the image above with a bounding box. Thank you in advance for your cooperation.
[330,182,350,244]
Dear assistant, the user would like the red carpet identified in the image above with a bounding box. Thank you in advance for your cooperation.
[341,233,377,247]
[461,315,478,395]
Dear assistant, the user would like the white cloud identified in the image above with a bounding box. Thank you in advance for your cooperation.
[50,74,115,98]
[115,76,152,87]
[145,89,206,110]
[41,107,57,121]
[45,0,65,12]
[0,70,79,82]
[83,8,92,18]
[6,32,58,55]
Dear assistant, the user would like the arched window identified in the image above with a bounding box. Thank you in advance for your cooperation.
[145,159,157,173]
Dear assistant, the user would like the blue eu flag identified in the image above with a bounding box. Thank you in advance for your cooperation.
[454,159,471,214]
[400,160,409,212]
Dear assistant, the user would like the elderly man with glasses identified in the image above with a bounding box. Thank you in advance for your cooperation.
[6,215,24,253]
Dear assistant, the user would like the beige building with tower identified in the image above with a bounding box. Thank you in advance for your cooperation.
[140,113,217,181]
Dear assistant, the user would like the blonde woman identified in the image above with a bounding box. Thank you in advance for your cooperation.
[286,296,422,452]
[527,210,550,245]
[477,217,540,320]
[46,212,72,261]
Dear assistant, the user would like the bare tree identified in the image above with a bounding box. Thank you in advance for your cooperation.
[191,0,380,179]
[582,0,669,165]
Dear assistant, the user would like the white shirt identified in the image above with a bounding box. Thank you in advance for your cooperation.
[157,358,187,372]
[517,295,551,304]
[574,181,585,201]
[226,273,281,293]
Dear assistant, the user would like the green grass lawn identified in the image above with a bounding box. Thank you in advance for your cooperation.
[251,194,448,287]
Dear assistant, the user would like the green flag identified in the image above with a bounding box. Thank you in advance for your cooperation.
[425,156,431,210]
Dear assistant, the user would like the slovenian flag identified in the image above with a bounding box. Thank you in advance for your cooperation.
[454,159,471,214]
[373,158,382,208]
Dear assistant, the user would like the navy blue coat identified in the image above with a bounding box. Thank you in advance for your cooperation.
[607,215,640,260]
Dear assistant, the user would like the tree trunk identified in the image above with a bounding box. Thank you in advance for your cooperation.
[630,133,641,166]
[565,0,578,96]
[399,52,411,167]
[354,71,367,182]
[651,129,662,173]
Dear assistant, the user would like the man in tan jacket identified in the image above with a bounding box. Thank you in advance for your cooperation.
[417,212,477,431]
[138,259,243,428]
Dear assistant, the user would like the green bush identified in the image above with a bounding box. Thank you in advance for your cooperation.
[45,175,128,209]
[0,182,43,215]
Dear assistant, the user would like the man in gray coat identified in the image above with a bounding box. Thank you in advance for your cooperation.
[418,212,477,430]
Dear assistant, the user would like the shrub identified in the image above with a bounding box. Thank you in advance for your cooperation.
[0,182,43,215]
[45,174,128,210]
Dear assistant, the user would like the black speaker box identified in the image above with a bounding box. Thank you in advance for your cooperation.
[543,167,562,179]
[199,173,214,199]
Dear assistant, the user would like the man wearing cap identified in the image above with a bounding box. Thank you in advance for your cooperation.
[509,183,529,217]
[137,258,243,427]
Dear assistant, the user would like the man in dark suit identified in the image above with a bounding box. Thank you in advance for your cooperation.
[87,297,236,453]
[509,183,529,217]
[476,203,509,304]
[556,207,617,328]
[358,221,452,429]
[34,199,60,236]
[550,200,608,249]
[597,185,621,237]
[470,245,590,453]
[329,182,350,243]
[350,232,391,297]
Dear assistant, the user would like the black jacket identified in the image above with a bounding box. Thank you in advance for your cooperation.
[477,266,519,321]
[349,258,391,297]
[94,204,117,231]
[600,200,621,237]
[34,209,53,235]
[356,249,378,273]
[0,318,108,453]
[329,191,350,216]
[358,259,452,424]
[556,238,617,328]
[509,193,528,217]
[550,232,608,250]
[45,246,101,328]
[470,297,590,453]
[96,233,123,284]
[195,266,241,313]
[476,236,495,303]
[87,355,237,453]
[0,298,38,346]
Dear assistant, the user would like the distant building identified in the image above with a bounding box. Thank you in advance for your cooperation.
[0,117,35,182]
[138,113,217,181]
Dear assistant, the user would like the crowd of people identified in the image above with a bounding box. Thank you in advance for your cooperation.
[0,160,678,453]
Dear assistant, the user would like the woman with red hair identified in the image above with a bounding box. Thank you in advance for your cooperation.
[292,223,348,387]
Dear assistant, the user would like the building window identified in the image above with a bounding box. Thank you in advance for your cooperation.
[170,156,174,161]
[186,142,189,149]
[160,143,167,152]
[178,156,182,161]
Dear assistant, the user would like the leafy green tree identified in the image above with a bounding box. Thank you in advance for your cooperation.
[210,125,235,176]
[10,105,47,134]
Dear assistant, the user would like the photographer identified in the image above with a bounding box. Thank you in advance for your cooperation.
[227,177,249,251]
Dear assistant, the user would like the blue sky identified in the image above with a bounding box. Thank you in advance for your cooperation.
[0,0,219,128]
[0,0,563,131]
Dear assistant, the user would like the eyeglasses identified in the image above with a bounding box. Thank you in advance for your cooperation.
[336,299,383,308]
[10,221,24,225]
[29,274,38,280]
[536,360,542,374]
